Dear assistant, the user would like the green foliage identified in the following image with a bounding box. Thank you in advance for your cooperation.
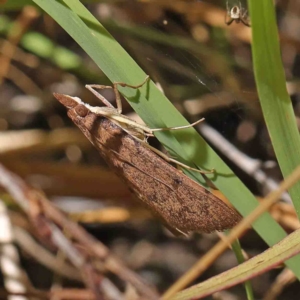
[172,227,300,299]
[249,0,300,216]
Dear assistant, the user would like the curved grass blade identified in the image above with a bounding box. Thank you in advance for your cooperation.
[171,227,300,299]
[231,239,254,300]
[248,0,300,216]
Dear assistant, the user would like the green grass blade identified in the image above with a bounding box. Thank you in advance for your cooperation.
[32,0,300,278]
[231,239,254,300]
[249,0,300,216]
[171,227,300,299]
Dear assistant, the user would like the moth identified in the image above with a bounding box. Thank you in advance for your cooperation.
[54,77,241,235]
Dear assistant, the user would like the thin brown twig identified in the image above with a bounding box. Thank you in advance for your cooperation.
[40,194,159,299]
[0,199,30,299]
[0,38,39,68]
[0,6,39,84]
[0,288,96,300]
[0,164,114,299]
[0,289,48,300]
[0,163,159,300]
[263,268,296,300]
[2,159,131,200]
[0,128,88,156]
[13,226,82,281]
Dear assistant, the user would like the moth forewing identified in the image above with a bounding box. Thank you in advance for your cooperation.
[58,94,209,174]
[54,88,242,235]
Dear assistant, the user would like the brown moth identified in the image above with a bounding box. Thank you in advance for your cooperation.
[54,79,241,235]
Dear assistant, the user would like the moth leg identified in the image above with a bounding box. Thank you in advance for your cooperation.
[133,136,214,174]
[118,116,204,140]
[86,76,150,114]
[120,117,204,142]
[151,118,205,133]
[113,75,150,114]
[85,84,116,109]
[150,146,214,174]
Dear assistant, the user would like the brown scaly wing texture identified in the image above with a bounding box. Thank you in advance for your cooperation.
[96,121,241,233]
[54,94,241,234]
